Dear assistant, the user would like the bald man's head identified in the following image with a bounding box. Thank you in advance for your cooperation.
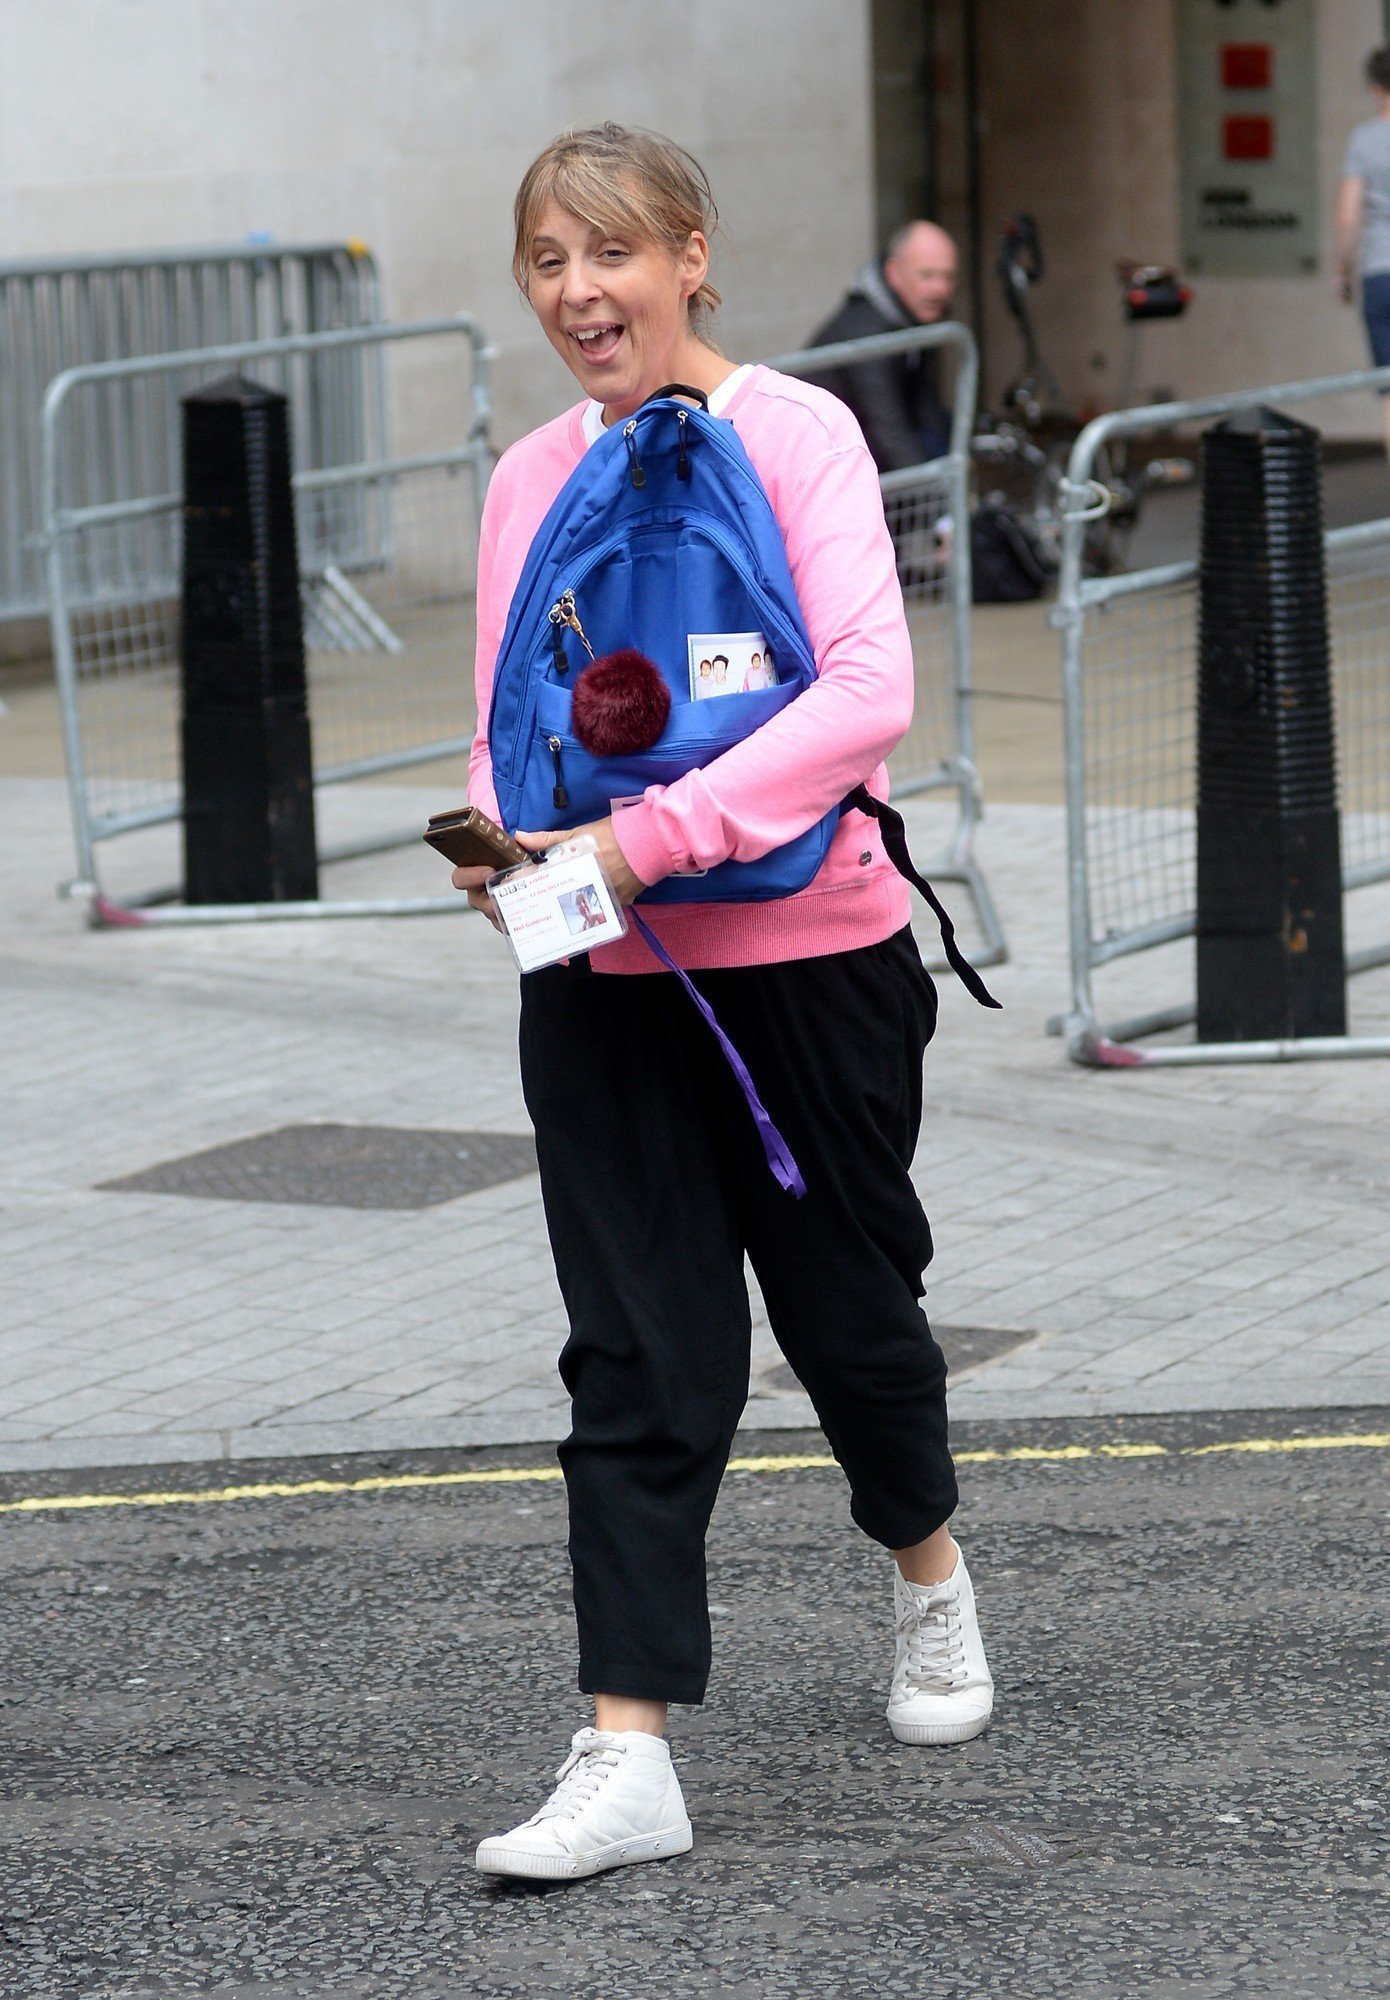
[884,221,958,325]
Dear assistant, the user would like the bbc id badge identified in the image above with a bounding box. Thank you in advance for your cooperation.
[488,834,628,973]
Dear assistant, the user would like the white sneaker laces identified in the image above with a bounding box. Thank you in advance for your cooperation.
[533,1729,629,1822]
[896,1585,967,1694]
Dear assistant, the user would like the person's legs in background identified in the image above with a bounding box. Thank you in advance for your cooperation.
[1360,271,1390,461]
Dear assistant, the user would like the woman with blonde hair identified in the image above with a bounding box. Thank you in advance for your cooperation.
[457,122,994,1884]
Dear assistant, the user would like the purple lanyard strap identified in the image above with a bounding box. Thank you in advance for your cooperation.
[630,910,807,1199]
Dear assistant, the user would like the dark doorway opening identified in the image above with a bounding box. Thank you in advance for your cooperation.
[870,0,984,364]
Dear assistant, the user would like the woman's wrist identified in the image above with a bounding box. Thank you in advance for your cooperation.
[609,803,669,897]
[591,818,646,905]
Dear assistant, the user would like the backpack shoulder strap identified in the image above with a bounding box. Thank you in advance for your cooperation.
[848,786,1002,1009]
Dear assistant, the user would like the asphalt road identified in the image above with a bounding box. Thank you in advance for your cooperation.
[1,1408,1387,2000]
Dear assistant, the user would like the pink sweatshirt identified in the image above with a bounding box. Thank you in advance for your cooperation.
[468,364,913,972]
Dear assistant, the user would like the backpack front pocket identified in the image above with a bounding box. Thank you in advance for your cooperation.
[523,678,806,828]
[518,681,836,903]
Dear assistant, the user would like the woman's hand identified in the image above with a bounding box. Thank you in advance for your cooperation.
[517,818,646,905]
[452,817,646,929]
[450,862,504,929]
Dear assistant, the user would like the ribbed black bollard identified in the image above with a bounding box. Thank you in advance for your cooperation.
[1196,407,1345,1041]
[180,375,318,904]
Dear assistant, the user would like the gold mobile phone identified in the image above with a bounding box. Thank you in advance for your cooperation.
[423,805,529,871]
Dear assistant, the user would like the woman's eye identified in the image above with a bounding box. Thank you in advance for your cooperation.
[600,246,629,261]
[535,259,563,275]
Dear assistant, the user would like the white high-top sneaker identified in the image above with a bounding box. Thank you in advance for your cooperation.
[475,1728,693,1882]
[886,1550,994,1745]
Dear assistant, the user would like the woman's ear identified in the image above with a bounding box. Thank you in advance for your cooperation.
[679,229,710,299]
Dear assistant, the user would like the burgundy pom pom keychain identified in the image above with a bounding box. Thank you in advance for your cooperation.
[570,648,671,758]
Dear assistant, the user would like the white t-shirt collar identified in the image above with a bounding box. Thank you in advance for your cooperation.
[580,365,753,447]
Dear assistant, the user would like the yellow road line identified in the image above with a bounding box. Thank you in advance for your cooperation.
[1183,1432,1390,1457]
[1,1431,1388,1518]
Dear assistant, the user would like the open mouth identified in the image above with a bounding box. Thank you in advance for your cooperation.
[568,323,624,364]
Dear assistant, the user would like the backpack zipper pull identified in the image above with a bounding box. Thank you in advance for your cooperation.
[623,419,646,489]
[558,590,595,659]
[547,734,569,810]
[676,408,691,481]
[547,590,594,669]
[548,604,569,673]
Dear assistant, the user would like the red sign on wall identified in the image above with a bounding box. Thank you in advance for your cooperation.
[1224,115,1275,162]
[1222,44,1273,91]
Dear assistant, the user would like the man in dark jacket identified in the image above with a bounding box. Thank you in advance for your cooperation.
[808,222,958,471]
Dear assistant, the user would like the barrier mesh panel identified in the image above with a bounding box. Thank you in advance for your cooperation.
[885,472,956,788]
[62,518,181,825]
[296,464,479,777]
[1326,539,1390,876]
[1081,579,1198,946]
[51,334,485,852]
[60,467,479,832]
[1079,552,1390,959]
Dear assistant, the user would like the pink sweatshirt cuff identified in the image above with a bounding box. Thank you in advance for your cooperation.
[610,800,672,887]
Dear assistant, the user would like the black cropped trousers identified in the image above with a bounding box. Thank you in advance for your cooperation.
[518,925,958,1706]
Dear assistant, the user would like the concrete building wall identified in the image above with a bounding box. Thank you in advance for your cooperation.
[974,0,1385,438]
[0,0,874,450]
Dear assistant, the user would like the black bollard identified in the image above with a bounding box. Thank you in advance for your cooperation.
[180,375,318,904]
[1195,407,1345,1041]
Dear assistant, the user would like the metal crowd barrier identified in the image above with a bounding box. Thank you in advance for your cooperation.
[1054,366,1390,1065]
[40,316,495,926]
[2,241,384,625]
[764,322,1007,971]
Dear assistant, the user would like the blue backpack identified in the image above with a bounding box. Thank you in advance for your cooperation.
[487,385,836,904]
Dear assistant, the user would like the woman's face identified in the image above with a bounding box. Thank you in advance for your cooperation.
[525,199,708,419]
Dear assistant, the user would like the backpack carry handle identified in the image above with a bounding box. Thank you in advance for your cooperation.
[644,383,711,410]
